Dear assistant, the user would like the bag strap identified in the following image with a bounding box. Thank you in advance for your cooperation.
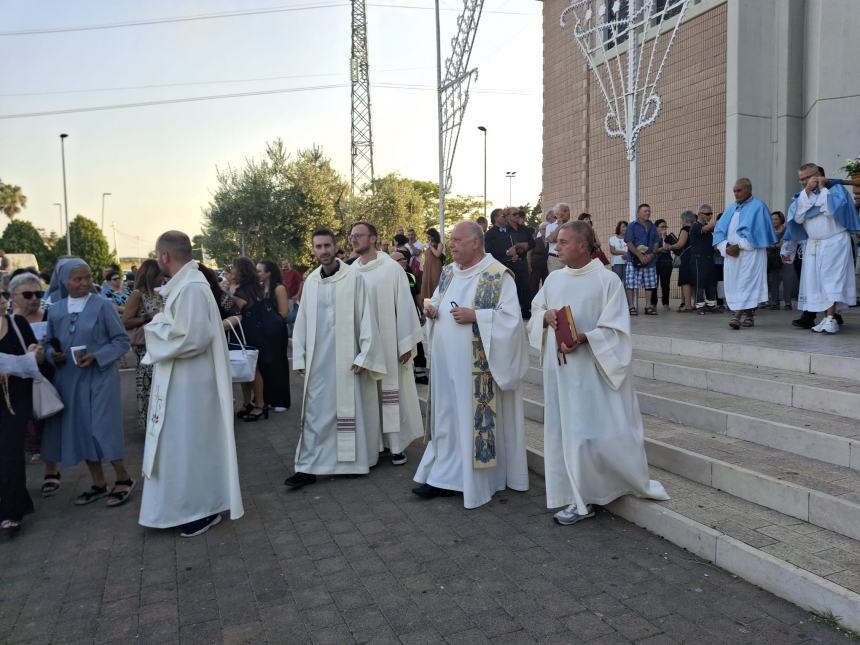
[224,318,247,349]
[8,315,28,353]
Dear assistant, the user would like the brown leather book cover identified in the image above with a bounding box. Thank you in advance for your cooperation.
[554,305,578,349]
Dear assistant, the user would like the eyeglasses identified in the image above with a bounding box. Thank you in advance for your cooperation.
[111,276,123,281]
[0,291,9,300]
[698,212,713,216]
[17,290,45,300]
[348,233,369,240]
[68,312,80,335]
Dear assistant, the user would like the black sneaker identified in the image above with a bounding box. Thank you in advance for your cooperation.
[391,453,408,466]
[284,472,317,489]
[411,483,458,499]
[792,312,816,329]
[180,513,222,538]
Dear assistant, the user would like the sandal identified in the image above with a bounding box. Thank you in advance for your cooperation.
[106,479,136,508]
[741,316,755,328]
[75,485,108,506]
[1,519,21,531]
[677,304,689,312]
[729,318,741,330]
[644,307,658,316]
[629,307,638,316]
[236,403,254,420]
[42,473,61,498]
[243,406,269,422]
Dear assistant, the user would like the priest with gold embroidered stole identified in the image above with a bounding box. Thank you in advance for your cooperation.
[413,221,529,509]
[286,228,386,489]
[528,222,668,526]
[351,222,424,466]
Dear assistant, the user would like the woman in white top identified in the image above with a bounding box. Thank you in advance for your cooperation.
[608,220,628,281]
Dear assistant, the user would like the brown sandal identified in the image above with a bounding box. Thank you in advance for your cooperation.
[729,318,741,330]
[741,315,755,328]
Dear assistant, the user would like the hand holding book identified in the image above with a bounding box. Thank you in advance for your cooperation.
[554,305,587,364]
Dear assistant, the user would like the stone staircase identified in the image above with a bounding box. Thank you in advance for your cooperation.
[519,333,860,631]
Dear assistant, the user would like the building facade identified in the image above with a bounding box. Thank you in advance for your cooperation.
[542,0,860,245]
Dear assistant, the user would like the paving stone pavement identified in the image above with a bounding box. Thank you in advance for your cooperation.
[0,372,849,644]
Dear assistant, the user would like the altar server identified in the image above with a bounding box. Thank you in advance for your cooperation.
[414,221,529,509]
[529,222,668,525]
[781,163,860,334]
[712,178,777,329]
[139,231,243,538]
[351,222,424,466]
[287,228,385,489]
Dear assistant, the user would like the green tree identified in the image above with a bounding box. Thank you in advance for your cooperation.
[0,180,27,220]
[0,219,54,271]
[53,215,116,271]
[407,179,487,232]
[357,174,427,241]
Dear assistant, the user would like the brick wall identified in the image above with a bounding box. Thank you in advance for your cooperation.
[543,1,727,253]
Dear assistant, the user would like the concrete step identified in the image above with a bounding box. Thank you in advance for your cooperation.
[524,426,860,632]
[634,378,860,471]
[521,382,860,542]
[633,350,860,421]
[631,332,860,383]
[416,387,860,629]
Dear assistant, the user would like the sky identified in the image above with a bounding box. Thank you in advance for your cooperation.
[0,0,543,257]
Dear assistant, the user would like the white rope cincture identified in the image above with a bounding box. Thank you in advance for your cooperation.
[561,0,691,161]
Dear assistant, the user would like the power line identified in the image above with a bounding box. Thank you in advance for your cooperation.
[0,82,534,120]
[0,2,536,37]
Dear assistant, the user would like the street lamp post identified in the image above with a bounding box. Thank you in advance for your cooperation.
[59,134,71,255]
[477,126,487,219]
[101,192,112,231]
[505,171,516,206]
[52,203,62,236]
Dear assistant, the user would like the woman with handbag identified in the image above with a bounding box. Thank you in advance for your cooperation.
[0,289,52,531]
[9,271,51,467]
[230,257,269,421]
[122,260,164,431]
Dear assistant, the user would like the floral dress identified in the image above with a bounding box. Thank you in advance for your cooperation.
[134,291,164,430]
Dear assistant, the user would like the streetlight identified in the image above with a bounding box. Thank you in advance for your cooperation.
[52,203,62,236]
[477,126,487,219]
[505,171,516,206]
[101,192,112,231]
[59,134,71,255]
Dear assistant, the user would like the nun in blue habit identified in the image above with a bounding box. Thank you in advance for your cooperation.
[42,258,136,507]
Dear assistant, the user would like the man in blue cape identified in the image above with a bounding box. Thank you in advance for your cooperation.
[781,163,859,334]
[712,178,777,329]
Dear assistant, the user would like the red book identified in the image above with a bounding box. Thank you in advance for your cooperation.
[554,305,578,351]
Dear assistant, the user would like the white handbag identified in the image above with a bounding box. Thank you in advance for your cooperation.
[9,315,65,420]
[225,319,259,383]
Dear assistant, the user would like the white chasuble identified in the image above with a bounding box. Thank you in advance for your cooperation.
[139,260,244,528]
[413,253,529,509]
[355,253,425,454]
[292,261,386,475]
[717,209,767,311]
[528,260,669,511]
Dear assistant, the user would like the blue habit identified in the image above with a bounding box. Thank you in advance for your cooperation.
[712,196,777,249]
[42,296,131,467]
[784,181,860,242]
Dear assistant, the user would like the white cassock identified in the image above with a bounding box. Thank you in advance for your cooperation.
[529,259,669,510]
[354,253,424,454]
[139,260,244,528]
[292,261,386,475]
[783,188,856,313]
[414,253,529,509]
[717,210,768,310]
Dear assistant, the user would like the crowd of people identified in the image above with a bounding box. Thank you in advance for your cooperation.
[0,160,857,537]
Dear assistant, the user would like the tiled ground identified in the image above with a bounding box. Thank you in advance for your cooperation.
[0,373,848,644]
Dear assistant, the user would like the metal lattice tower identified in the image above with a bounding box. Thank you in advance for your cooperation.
[350,0,374,195]
[438,0,485,194]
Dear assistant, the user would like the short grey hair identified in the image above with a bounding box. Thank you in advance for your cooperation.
[798,162,821,174]
[698,203,713,214]
[553,202,570,213]
[736,177,752,191]
[544,208,556,222]
[681,210,696,224]
[456,220,484,247]
[559,221,598,254]
[9,272,42,293]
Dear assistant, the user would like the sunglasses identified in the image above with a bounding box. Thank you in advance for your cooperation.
[18,290,45,300]
[0,291,9,300]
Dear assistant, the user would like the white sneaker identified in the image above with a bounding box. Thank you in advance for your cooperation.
[812,316,839,334]
[272,406,287,413]
[553,504,595,526]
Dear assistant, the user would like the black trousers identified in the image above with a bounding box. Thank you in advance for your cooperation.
[510,261,532,318]
[692,255,717,305]
[651,263,673,306]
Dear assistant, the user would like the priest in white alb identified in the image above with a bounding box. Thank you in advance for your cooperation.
[413,221,529,509]
[781,163,860,335]
[351,221,424,466]
[529,222,668,526]
[139,231,244,538]
[286,228,386,489]
[712,178,777,330]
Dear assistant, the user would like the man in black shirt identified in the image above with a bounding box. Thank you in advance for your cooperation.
[689,205,718,313]
[484,208,534,319]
